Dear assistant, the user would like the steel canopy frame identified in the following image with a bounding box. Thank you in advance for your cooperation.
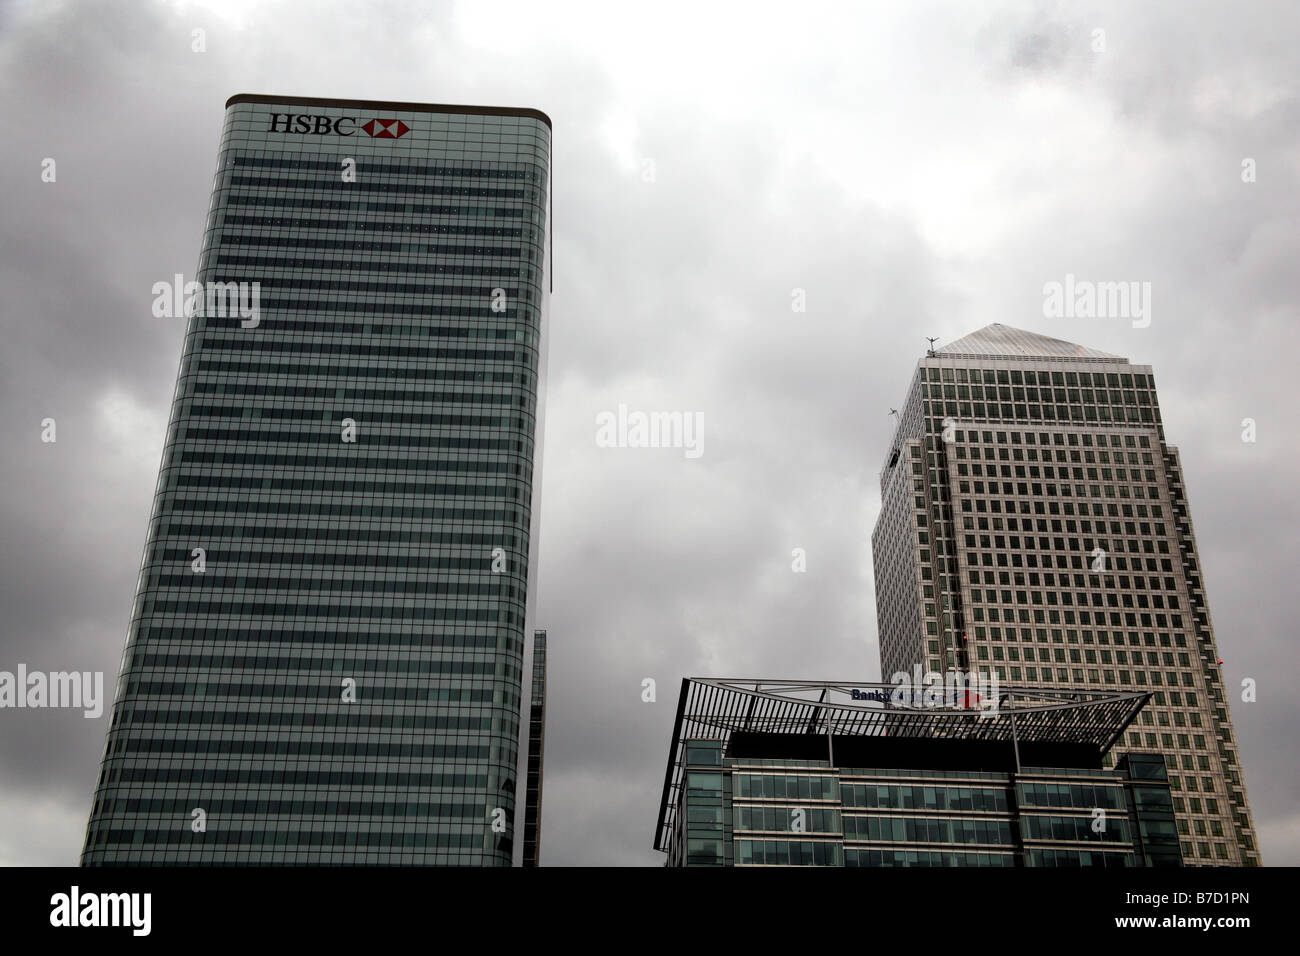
[653,677,1150,852]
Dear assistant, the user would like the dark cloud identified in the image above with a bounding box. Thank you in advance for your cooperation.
[0,0,1295,865]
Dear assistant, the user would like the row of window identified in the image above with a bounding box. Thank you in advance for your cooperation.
[732,806,841,833]
[159,523,519,545]
[198,282,543,312]
[200,327,535,352]
[930,385,1152,406]
[934,496,1165,524]
[733,774,839,801]
[136,626,507,647]
[173,452,527,474]
[959,467,1159,492]
[1177,815,1227,837]
[968,626,1185,647]
[87,829,501,848]
[94,798,492,817]
[192,380,523,405]
[155,547,508,569]
[841,783,1010,813]
[165,503,520,523]
[174,476,519,499]
[223,213,525,237]
[123,680,514,701]
[217,253,522,278]
[179,430,523,453]
[923,367,1153,389]
[228,192,529,217]
[118,707,494,730]
[941,486,1158,514]
[228,174,532,200]
[949,442,1153,463]
[969,585,1179,610]
[194,293,534,320]
[926,402,1157,423]
[141,601,520,621]
[735,840,840,867]
[1018,781,1127,809]
[1025,848,1133,867]
[231,151,541,173]
[947,665,1204,706]
[955,605,1178,629]
[1021,813,1131,842]
[980,646,1190,668]
[845,848,1016,867]
[950,498,1168,521]
[188,409,524,431]
[194,358,526,384]
[843,815,1015,845]
[103,767,492,787]
[111,737,491,760]
[134,652,505,674]
[86,851,508,864]
[201,336,525,364]
[153,574,521,594]
[968,588,1178,613]
[223,234,525,257]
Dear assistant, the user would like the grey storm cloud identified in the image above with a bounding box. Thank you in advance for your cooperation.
[0,0,1296,865]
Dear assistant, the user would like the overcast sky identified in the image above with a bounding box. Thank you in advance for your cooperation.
[1,0,1296,866]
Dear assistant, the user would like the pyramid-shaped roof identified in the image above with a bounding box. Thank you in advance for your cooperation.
[934,323,1124,361]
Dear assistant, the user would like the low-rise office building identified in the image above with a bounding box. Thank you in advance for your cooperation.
[655,678,1181,867]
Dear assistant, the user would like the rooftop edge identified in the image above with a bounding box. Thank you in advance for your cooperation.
[225,93,552,128]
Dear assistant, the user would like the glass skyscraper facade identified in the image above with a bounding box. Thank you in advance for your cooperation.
[871,324,1259,865]
[81,94,552,865]
[521,629,547,867]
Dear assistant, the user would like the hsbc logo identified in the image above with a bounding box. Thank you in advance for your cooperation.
[265,114,410,138]
[361,118,410,138]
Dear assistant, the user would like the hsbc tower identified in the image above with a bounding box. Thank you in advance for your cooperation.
[81,94,552,865]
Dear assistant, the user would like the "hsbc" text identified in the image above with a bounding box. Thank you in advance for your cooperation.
[267,114,358,135]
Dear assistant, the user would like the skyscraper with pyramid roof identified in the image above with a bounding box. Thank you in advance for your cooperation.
[871,324,1260,864]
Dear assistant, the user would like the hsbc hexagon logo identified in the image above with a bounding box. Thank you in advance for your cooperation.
[362,118,410,139]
